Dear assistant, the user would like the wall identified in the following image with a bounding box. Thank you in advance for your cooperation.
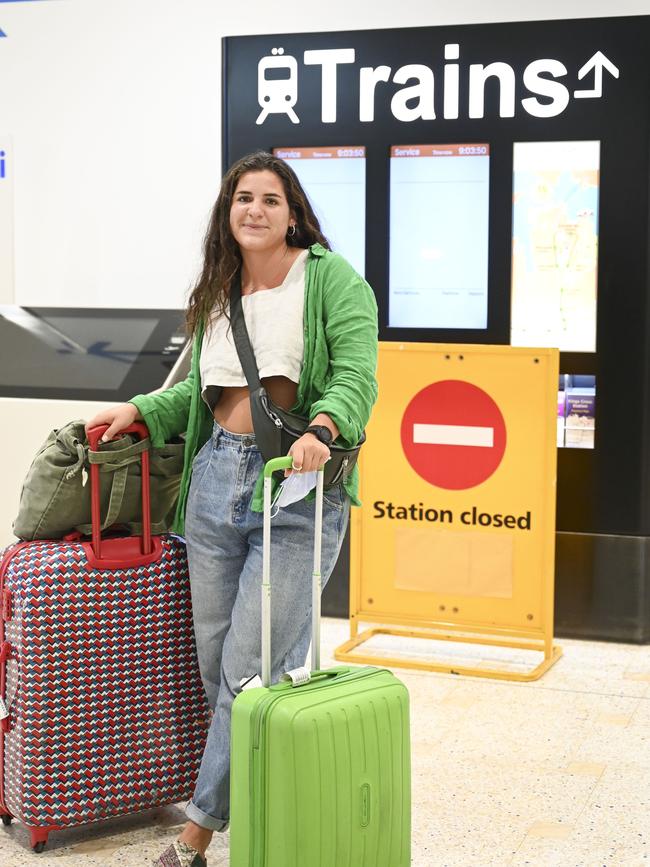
[0,0,648,309]
[1,0,650,545]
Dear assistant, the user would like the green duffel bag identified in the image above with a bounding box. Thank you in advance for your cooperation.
[13,420,185,541]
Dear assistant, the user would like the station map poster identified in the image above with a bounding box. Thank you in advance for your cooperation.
[511,141,600,352]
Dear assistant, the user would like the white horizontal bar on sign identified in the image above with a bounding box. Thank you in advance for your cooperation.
[413,423,494,448]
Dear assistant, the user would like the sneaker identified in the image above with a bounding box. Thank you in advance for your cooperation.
[152,840,207,867]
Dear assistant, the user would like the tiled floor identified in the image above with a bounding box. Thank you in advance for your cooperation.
[1,618,649,866]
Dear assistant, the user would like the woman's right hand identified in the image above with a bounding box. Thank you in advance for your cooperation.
[85,403,142,442]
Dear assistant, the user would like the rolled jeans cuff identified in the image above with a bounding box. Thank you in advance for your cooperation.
[185,799,229,832]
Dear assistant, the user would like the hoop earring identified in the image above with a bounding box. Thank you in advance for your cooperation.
[287,224,297,238]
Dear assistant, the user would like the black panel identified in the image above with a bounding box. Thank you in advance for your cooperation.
[324,529,650,643]
[225,18,650,642]
[321,527,350,619]
[0,308,186,402]
[555,532,650,642]
[224,17,650,542]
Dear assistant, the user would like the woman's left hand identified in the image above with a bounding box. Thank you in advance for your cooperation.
[286,433,330,476]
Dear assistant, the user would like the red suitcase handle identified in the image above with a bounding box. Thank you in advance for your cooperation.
[86,422,153,561]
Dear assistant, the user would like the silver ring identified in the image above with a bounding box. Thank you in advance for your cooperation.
[291,462,303,471]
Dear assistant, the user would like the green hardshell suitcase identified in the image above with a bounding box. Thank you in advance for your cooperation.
[229,458,411,867]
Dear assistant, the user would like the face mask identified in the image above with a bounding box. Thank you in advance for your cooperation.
[272,471,318,514]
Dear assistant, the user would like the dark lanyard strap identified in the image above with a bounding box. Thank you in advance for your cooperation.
[229,271,264,392]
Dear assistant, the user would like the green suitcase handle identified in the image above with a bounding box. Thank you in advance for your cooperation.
[263,456,326,477]
[309,668,351,682]
[263,456,293,478]
[275,668,352,690]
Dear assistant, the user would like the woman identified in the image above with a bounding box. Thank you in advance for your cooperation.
[87,151,378,867]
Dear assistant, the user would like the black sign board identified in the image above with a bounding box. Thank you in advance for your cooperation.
[224,17,650,640]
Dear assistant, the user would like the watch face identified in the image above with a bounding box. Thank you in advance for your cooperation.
[309,425,332,444]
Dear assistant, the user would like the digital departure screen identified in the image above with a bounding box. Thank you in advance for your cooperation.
[273,146,366,276]
[389,144,490,330]
[511,141,600,352]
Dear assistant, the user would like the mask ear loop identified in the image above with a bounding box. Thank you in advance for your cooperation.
[270,479,285,519]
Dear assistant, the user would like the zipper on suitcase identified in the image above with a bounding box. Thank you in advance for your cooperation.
[249,696,275,867]
[252,695,278,751]
[2,590,12,622]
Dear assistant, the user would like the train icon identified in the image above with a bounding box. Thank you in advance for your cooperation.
[257,48,300,125]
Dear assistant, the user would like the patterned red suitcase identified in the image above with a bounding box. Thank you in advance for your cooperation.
[0,422,210,852]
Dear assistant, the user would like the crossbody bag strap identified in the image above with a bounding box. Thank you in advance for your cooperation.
[229,270,264,391]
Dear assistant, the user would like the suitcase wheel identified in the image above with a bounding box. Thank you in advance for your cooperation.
[1,813,11,826]
[29,828,49,853]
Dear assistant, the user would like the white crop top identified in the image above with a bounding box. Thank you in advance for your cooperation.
[200,249,308,390]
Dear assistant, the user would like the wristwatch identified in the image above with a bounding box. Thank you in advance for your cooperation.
[305,425,333,446]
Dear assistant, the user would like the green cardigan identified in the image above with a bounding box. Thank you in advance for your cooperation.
[130,244,378,535]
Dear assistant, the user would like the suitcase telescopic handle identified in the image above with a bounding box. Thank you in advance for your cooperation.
[86,422,152,560]
[262,457,324,689]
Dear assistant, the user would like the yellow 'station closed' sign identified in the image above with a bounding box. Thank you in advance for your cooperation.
[335,343,562,681]
[372,501,532,530]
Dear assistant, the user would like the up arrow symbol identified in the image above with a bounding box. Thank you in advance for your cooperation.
[574,50,620,99]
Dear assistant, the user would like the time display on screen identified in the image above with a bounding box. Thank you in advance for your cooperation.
[458,145,488,155]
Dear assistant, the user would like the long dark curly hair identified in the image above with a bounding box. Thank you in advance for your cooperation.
[186,151,330,336]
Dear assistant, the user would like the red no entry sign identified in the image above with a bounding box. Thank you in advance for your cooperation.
[401,380,507,489]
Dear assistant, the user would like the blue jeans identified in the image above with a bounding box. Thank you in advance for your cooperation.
[184,422,350,830]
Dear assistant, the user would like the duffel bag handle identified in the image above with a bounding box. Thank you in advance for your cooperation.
[86,422,152,560]
[86,437,150,532]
